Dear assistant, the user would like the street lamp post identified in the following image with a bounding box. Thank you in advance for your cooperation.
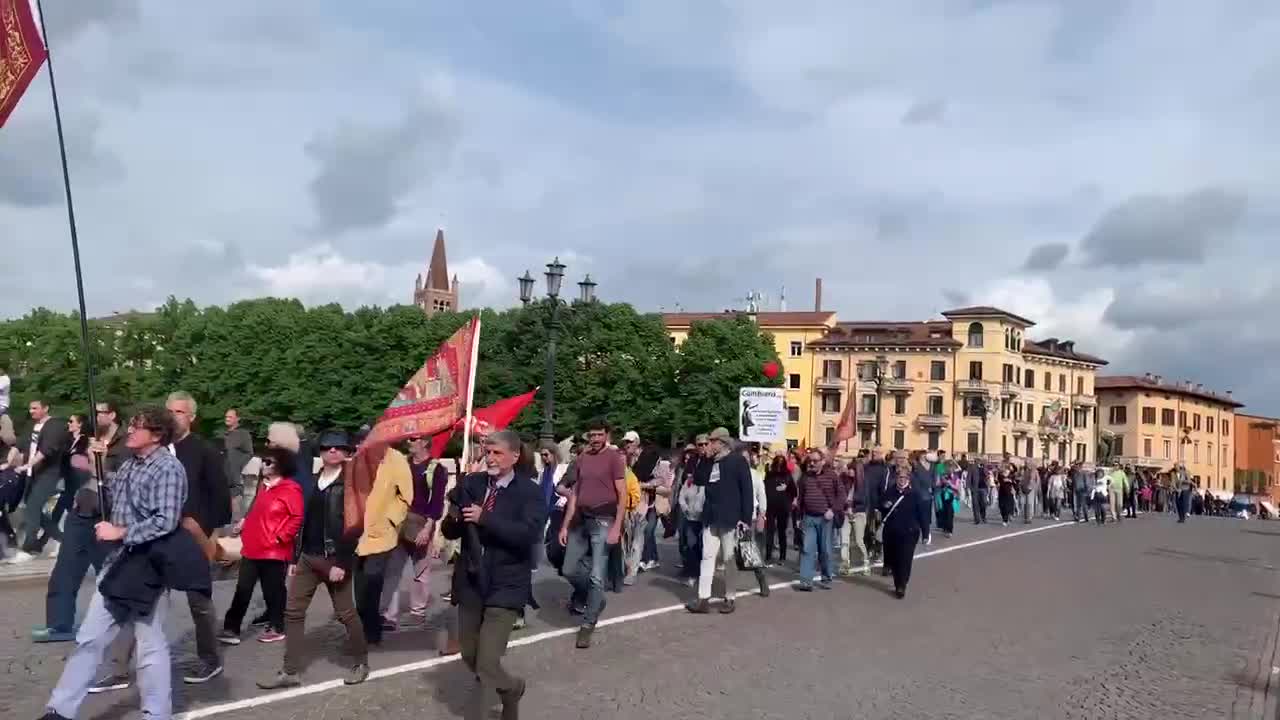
[518,257,597,443]
[873,355,889,447]
[971,396,989,456]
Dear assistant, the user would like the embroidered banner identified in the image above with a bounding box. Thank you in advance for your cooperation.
[362,315,480,448]
[0,0,47,128]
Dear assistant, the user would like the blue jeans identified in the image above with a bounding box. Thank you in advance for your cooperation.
[799,515,833,583]
[641,508,660,565]
[562,517,612,627]
[46,511,108,632]
[48,588,172,719]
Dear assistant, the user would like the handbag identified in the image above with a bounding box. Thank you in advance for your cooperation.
[400,510,428,544]
[874,494,905,545]
[734,527,764,571]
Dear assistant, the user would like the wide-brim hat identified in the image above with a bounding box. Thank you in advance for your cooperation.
[316,429,354,450]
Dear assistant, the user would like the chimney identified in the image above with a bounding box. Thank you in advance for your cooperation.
[814,278,823,312]
[1144,372,1153,382]
[1153,375,1163,385]
[1061,340,1075,354]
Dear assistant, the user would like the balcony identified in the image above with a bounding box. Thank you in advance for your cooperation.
[1000,382,1020,398]
[814,376,844,392]
[881,377,913,393]
[916,414,949,428]
[956,379,989,395]
[1073,393,1097,406]
[1012,419,1035,435]
[856,412,878,426]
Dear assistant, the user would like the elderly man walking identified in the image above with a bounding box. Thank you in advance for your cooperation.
[685,428,760,614]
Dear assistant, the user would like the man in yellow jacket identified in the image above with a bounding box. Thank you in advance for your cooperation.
[354,447,413,645]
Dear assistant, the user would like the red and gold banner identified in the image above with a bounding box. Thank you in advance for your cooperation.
[361,316,480,448]
[0,0,46,128]
[429,388,539,457]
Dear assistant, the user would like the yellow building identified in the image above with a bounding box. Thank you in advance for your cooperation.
[1096,374,1242,493]
[662,306,1106,460]
[662,311,837,447]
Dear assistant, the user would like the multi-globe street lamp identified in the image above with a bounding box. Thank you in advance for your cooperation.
[518,258,597,442]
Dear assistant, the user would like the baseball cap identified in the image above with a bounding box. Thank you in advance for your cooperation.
[708,427,733,443]
[622,430,640,445]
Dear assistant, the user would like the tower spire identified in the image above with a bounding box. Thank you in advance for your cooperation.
[426,228,450,291]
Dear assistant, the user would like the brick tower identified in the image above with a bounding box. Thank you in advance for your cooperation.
[414,229,460,315]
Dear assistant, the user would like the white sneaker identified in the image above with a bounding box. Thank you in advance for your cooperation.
[7,550,35,564]
[45,540,60,559]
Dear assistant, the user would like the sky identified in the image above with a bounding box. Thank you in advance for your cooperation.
[2,1,1277,415]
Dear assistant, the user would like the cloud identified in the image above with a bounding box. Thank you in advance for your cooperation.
[0,113,121,208]
[1080,188,1248,268]
[1022,242,1070,271]
[305,78,462,234]
[901,99,947,125]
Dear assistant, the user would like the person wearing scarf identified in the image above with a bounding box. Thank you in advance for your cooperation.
[879,465,924,599]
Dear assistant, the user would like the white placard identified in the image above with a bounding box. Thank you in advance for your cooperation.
[739,387,785,443]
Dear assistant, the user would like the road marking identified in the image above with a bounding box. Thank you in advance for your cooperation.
[175,520,1074,719]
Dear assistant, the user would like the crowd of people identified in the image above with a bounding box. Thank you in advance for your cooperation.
[0,374,1198,720]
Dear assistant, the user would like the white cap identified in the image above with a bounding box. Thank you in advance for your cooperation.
[622,430,640,445]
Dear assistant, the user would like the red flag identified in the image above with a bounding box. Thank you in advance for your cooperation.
[0,0,47,128]
[429,388,539,458]
[831,398,857,449]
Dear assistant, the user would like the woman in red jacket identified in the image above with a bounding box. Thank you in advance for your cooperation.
[219,447,304,644]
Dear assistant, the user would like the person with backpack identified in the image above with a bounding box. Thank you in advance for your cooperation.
[685,428,761,614]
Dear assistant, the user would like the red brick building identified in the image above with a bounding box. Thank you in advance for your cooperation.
[1235,413,1280,500]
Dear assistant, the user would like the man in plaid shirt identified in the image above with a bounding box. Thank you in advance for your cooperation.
[42,406,187,720]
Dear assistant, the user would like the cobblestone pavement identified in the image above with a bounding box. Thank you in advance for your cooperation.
[6,514,1280,719]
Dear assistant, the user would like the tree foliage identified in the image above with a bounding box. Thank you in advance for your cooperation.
[0,298,779,446]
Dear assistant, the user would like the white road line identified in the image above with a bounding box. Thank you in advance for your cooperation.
[175,520,1073,719]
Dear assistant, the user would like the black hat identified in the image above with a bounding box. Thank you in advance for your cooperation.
[316,429,354,450]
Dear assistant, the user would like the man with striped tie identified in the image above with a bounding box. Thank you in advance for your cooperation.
[443,430,546,720]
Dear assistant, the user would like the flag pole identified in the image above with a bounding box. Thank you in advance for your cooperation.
[458,315,482,477]
[34,0,105,504]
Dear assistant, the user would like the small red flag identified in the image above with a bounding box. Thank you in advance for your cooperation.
[429,388,539,457]
[0,0,47,128]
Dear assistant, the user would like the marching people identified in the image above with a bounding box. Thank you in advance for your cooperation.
[219,446,304,645]
[967,458,989,524]
[42,405,210,720]
[1173,463,1192,523]
[558,418,626,649]
[1020,459,1039,524]
[222,409,254,522]
[794,447,840,591]
[93,391,229,693]
[14,398,70,563]
[879,463,924,599]
[997,460,1018,525]
[382,434,449,630]
[934,467,957,539]
[258,430,369,689]
[1046,463,1066,521]
[1092,468,1110,526]
[0,423,21,558]
[762,454,795,566]
[910,451,935,545]
[442,430,545,720]
[676,442,706,585]
[35,401,128,644]
[685,428,763,613]
[1108,466,1129,523]
[1071,462,1091,523]
[352,438,413,646]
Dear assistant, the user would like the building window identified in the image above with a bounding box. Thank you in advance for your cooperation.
[1224,422,1230,436]
[1044,373,1051,392]
[967,432,980,453]
[1193,441,1199,463]
[967,322,984,348]
[787,439,799,451]
[969,361,983,380]
[860,394,877,413]
[1192,414,1201,431]
[825,427,836,446]
[1178,411,1186,428]
[892,360,907,379]
[1001,400,1011,420]
[963,398,982,417]
[1076,377,1084,395]
[1002,435,1009,453]
[893,395,906,415]
[1143,437,1152,457]
[860,428,873,447]
[1208,441,1213,460]
[1004,328,1011,350]
[1025,402,1034,420]
[1014,403,1023,421]
[789,341,803,357]
[1059,374,1067,393]
[787,406,800,423]
[822,359,842,379]
[1161,408,1175,426]
[1163,439,1172,460]
[1003,363,1015,383]
[893,429,906,450]
[1108,406,1128,425]
[1113,435,1124,456]
[930,361,946,381]
[927,431,941,451]
[1058,442,1067,462]
[821,393,841,414]
[1024,369,1035,389]
[788,373,801,390]
[1042,404,1051,422]
[927,395,944,415]
[1141,407,1156,425]
[1207,416,1215,433]
[1075,443,1087,462]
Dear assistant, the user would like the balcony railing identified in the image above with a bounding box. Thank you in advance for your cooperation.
[856,412,878,425]
[814,376,844,392]
[882,377,912,393]
[1073,393,1097,406]
[956,379,989,395]
[917,413,949,428]
[1000,382,1020,397]
[1012,419,1035,434]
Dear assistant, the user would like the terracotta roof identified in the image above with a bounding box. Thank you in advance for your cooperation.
[1096,375,1244,409]
[425,229,450,291]
[810,320,961,349]
[662,311,836,328]
[1022,338,1108,366]
[941,305,1036,327]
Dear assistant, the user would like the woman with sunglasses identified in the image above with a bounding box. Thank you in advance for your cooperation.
[219,447,303,644]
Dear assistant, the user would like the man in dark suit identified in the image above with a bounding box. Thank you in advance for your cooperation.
[16,399,69,559]
[442,430,546,720]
